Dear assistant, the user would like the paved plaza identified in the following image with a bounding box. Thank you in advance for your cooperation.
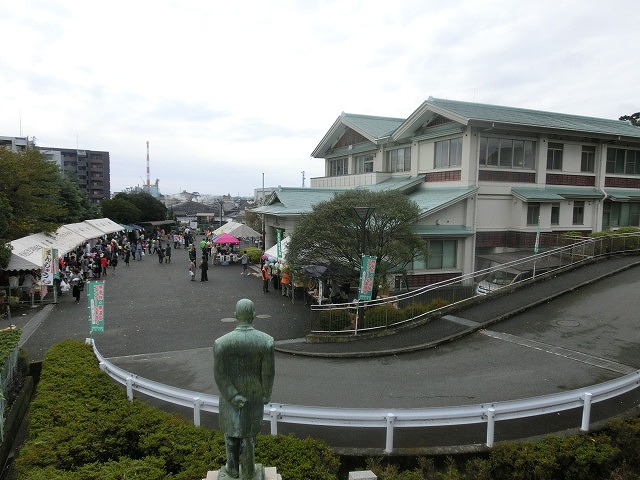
[11,244,640,452]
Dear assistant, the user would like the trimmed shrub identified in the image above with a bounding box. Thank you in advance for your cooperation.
[239,246,262,264]
[318,308,353,331]
[16,340,340,480]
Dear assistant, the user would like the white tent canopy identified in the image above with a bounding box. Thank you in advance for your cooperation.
[85,218,127,235]
[214,221,261,238]
[5,218,124,270]
[264,236,290,260]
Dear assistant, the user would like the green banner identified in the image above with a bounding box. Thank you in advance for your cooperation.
[276,228,283,259]
[358,255,377,301]
[88,281,106,333]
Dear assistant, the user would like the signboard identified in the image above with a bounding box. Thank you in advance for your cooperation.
[358,255,377,301]
[88,281,106,333]
[41,248,57,286]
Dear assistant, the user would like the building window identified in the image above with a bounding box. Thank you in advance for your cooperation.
[572,201,585,225]
[581,146,596,172]
[355,153,374,173]
[527,203,540,226]
[547,142,564,171]
[434,138,462,168]
[606,147,640,174]
[603,202,640,228]
[386,147,411,172]
[426,240,457,269]
[412,240,457,269]
[479,137,535,169]
[329,157,348,176]
[551,203,560,225]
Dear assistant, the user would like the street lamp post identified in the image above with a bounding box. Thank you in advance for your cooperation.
[353,207,375,334]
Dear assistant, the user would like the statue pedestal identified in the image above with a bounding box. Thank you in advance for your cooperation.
[203,465,281,480]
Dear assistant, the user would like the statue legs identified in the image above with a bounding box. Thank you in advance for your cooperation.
[222,435,259,480]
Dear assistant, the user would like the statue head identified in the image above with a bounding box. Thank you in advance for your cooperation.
[235,298,255,325]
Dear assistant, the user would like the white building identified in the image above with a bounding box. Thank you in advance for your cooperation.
[254,98,640,288]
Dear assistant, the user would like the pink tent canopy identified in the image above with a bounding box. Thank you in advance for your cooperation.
[213,232,240,245]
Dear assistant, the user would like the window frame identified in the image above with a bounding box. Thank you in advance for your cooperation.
[355,153,374,174]
[386,147,411,173]
[328,157,348,177]
[434,137,462,169]
[546,142,564,171]
[479,136,535,169]
[581,146,596,173]
[527,203,540,226]
[572,201,585,225]
[551,203,560,225]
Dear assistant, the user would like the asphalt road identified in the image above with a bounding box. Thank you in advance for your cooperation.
[13,244,640,454]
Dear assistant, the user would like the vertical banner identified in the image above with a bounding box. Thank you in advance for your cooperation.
[534,215,541,254]
[358,255,377,301]
[88,281,106,333]
[276,228,283,259]
[41,248,56,286]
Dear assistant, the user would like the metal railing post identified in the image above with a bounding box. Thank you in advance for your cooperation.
[193,397,201,426]
[126,377,134,401]
[486,407,496,447]
[385,413,396,453]
[269,407,279,435]
[581,392,592,432]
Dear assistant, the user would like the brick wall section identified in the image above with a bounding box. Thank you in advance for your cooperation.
[405,272,460,288]
[546,174,595,186]
[605,177,640,188]
[476,231,508,248]
[478,170,536,182]
[425,170,461,182]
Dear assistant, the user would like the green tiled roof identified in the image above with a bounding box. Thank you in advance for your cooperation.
[411,225,474,236]
[252,188,339,215]
[342,113,405,139]
[426,97,640,139]
[604,188,640,201]
[512,186,605,202]
[407,186,478,216]
[252,178,471,216]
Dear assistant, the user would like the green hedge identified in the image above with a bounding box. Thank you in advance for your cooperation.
[15,340,340,480]
[239,247,263,264]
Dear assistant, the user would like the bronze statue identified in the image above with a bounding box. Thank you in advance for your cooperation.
[214,298,275,479]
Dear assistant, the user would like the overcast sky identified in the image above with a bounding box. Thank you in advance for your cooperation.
[1,1,639,198]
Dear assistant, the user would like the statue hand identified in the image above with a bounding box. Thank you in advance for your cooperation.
[231,394,247,408]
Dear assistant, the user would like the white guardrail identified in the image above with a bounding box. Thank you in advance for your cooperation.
[87,338,640,453]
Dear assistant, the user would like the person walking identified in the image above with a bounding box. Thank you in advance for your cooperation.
[200,256,209,282]
[136,241,143,261]
[261,262,270,293]
[164,245,171,263]
[157,245,165,264]
[124,247,130,267]
[240,253,249,275]
[280,266,291,297]
[189,259,196,281]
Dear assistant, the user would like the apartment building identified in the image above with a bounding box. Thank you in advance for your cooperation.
[39,147,111,205]
[254,98,640,288]
[1,136,110,205]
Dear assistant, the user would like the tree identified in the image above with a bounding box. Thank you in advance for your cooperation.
[619,112,640,126]
[54,174,100,223]
[101,196,143,224]
[286,189,426,298]
[0,148,67,238]
[101,192,166,224]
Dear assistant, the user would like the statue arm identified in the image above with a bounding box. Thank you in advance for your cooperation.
[213,348,240,402]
